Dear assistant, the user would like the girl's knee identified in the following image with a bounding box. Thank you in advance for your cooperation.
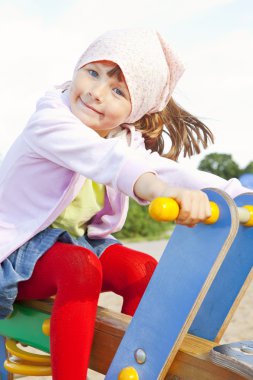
[144,256,158,278]
[53,244,103,292]
[127,252,157,282]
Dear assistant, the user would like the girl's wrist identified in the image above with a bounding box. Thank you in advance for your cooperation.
[133,173,168,201]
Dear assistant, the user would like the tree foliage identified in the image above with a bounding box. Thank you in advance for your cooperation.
[198,153,241,179]
[113,198,172,241]
[242,161,253,174]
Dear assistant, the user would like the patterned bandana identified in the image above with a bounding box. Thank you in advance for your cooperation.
[73,28,185,123]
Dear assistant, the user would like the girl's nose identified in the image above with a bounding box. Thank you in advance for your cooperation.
[89,83,107,102]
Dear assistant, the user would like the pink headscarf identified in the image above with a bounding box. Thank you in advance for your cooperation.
[73,28,185,123]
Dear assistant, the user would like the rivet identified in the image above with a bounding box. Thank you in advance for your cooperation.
[134,348,146,364]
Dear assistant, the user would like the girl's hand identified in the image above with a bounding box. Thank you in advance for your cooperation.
[134,173,211,227]
[165,187,211,227]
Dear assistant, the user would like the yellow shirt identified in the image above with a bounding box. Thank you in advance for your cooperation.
[51,179,105,237]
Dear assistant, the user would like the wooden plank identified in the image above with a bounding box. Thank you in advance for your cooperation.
[91,308,247,380]
[2,300,246,379]
[189,192,253,342]
[92,312,246,380]
[104,189,239,380]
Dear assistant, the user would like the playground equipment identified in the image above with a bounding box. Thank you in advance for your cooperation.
[0,188,253,379]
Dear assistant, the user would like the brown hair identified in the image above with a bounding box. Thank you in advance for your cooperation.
[106,64,214,160]
[134,97,214,161]
[107,64,123,81]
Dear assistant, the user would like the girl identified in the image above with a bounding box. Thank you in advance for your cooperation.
[0,28,249,379]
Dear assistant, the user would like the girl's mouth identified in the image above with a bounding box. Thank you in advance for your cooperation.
[80,98,104,116]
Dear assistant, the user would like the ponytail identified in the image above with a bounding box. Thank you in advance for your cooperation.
[134,98,214,161]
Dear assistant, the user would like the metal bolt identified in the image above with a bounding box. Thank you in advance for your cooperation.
[134,348,146,364]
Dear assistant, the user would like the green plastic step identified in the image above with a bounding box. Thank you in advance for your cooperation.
[0,303,50,353]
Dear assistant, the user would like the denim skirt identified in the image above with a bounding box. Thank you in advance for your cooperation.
[0,227,120,319]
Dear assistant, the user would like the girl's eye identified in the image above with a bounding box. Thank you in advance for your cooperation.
[113,88,124,96]
[88,69,98,78]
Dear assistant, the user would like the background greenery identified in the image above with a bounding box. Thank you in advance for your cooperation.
[114,153,253,241]
[113,198,173,241]
[198,153,253,179]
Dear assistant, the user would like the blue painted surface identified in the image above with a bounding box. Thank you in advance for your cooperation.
[239,174,253,189]
[105,189,238,380]
[0,335,9,380]
[190,193,253,340]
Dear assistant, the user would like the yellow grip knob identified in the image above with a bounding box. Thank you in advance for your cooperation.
[242,205,253,226]
[118,366,139,380]
[149,198,220,225]
[149,197,180,222]
[42,319,50,336]
[204,201,220,224]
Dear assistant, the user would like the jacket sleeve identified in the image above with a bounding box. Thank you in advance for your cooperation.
[131,131,251,199]
[22,90,156,200]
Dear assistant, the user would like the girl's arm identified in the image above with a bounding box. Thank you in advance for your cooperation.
[131,130,250,199]
[134,172,211,226]
[132,132,250,226]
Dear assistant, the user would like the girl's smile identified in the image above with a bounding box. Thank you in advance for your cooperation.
[69,61,132,137]
[78,97,104,116]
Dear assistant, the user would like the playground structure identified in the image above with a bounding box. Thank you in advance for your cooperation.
[0,188,253,379]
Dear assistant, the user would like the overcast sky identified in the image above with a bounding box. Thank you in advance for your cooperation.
[0,0,252,169]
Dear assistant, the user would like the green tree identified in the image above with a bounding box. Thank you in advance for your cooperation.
[113,198,173,241]
[198,153,240,180]
[241,161,253,174]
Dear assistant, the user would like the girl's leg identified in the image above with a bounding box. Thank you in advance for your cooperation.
[100,244,157,316]
[17,242,102,380]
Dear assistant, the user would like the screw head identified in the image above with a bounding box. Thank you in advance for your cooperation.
[134,348,146,364]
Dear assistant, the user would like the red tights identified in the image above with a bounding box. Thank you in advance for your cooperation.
[17,242,157,380]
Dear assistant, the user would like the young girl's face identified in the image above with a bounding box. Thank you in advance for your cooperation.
[69,61,132,137]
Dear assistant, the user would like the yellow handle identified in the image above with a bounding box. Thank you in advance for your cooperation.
[241,205,253,226]
[204,201,220,224]
[149,198,219,224]
[149,198,253,226]
[148,197,180,222]
[118,367,139,380]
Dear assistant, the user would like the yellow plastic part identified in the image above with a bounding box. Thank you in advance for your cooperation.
[5,338,51,364]
[149,198,220,225]
[118,366,139,380]
[242,205,253,226]
[204,201,220,225]
[149,197,180,222]
[42,318,51,336]
[4,358,52,376]
[4,338,51,376]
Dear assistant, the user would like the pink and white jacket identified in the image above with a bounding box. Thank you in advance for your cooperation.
[0,89,249,263]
